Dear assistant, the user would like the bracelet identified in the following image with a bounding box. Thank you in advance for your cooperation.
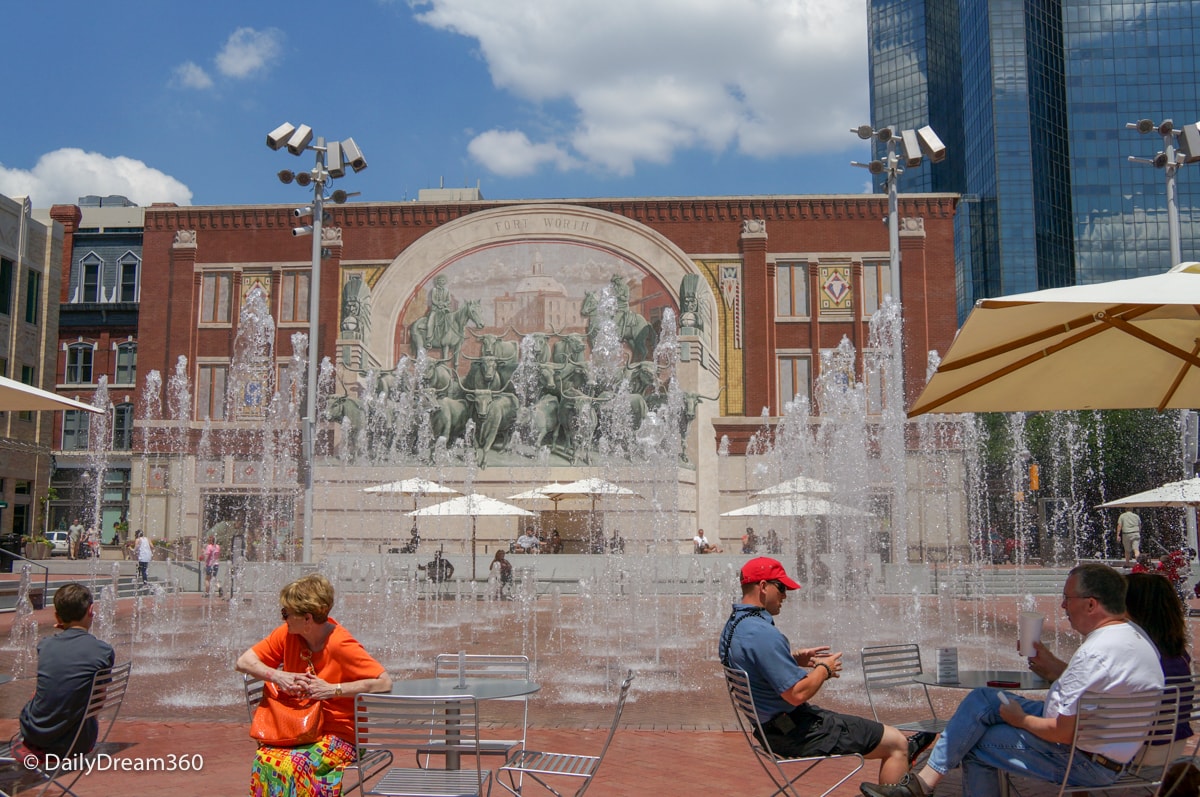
[814,662,833,679]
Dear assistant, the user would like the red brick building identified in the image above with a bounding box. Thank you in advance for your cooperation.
[126,193,959,559]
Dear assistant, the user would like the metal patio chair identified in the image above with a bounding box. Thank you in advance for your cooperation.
[350,693,490,797]
[860,643,946,735]
[494,670,634,797]
[417,653,531,768]
[723,665,864,797]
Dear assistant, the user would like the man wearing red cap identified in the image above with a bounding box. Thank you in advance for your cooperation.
[720,557,932,784]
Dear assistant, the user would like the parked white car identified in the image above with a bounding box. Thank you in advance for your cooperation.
[46,531,70,556]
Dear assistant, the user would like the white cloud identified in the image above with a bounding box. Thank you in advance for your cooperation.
[171,61,214,90]
[0,149,193,207]
[413,0,868,177]
[466,131,576,177]
[215,27,285,79]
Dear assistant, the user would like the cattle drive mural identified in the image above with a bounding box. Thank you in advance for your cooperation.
[329,241,718,468]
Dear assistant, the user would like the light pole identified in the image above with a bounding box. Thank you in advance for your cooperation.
[266,123,366,563]
[1127,118,1200,267]
[850,124,946,304]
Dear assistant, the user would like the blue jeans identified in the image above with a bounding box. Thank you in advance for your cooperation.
[926,687,1120,797]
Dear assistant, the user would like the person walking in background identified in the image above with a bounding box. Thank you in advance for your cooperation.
[742,527,758,554]
[1115,509,1141,565]
[67,519,83,560]
[16,583,115,760]
[203,535,222,597]
[133,530,152,587]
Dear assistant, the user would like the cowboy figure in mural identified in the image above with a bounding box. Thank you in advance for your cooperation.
[426,275,452,343]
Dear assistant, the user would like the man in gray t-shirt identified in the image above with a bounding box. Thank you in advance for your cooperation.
[1116,510,1142,565]
[18,583,115,756]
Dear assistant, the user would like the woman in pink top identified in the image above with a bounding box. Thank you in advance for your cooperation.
[202,535,221,597]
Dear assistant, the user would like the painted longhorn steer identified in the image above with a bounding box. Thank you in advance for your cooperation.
[462,386,519,468]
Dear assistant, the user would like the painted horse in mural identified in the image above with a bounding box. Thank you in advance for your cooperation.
[409,299,484,368]
[580,290,656,362]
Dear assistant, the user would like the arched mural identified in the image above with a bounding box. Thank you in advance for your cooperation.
[331,205,719,469]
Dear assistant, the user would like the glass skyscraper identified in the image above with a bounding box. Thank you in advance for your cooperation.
[869,0,1200,320]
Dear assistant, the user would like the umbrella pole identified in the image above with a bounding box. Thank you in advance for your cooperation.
[471,518,477,582]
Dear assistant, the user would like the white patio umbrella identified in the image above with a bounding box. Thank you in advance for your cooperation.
[753,476,835,497]
[909,261,1200,416]
[408,494,534,580]
[722,496,871,518]
[362,478,459,496]
[537,477,639,514]
[1097,477,1200,508]
[0,375,101,413]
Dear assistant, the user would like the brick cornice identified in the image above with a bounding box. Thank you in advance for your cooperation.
[142,195,960,231]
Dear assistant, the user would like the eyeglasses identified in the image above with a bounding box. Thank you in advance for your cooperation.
[764,580,788,594]
[1062,593,1093,601]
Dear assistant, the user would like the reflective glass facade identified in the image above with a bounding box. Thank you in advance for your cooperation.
[870,0,1200,320]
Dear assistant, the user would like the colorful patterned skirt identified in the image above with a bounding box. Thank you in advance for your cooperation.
[249,734,357,797]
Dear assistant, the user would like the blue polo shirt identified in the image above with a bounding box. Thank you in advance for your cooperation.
[719,603,808,721]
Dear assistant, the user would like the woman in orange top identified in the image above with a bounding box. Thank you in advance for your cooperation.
[236,573,392,796]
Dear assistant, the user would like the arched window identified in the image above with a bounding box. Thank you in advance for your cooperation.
[117,252,140,302]
[78,253,103,303]
[66,343,94,384]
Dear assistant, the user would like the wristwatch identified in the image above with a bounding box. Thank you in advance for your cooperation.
[335,683,343,697]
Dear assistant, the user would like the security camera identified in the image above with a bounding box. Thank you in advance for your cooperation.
[286,124,313,155]
[292,225,313,237]
[267,122,296,151]
[326,141,345,179]
[917,125,947,163]
[341,138,367,172]
[293,205,313,218]
[901,129,923,168]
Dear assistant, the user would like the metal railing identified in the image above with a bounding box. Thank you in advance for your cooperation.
[0,550,50,603]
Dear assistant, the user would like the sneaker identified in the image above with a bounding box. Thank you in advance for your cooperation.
[907,731,938,765]
[860,773,927,797]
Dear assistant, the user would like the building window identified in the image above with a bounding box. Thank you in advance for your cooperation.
[66,344,94,384]
[200,273,233,323]
[778,355,812,408]
[776,262,810,317]
[0,257,12,315]
[114,342,136,385]
[18,365,35,421]
[79,254,102,302]
[197,364,227,420]
[24,269,40,324]
[112,403,134,450]
[280,271,310,323]
[863,261,892,316]
[63,410,91,450]
[118,253,140,302]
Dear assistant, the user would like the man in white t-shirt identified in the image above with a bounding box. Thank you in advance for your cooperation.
[860,563,1163,797]
[1115,509,1141,565]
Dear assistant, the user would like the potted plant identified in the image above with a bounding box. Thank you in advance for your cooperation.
[22,534,52,560]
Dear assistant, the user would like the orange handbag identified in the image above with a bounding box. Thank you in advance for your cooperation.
[250,655,323,747]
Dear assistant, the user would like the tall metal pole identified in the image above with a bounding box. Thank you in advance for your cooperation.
[300,139,326,564]
[886,142,902,302]
[1162,130,1183,267]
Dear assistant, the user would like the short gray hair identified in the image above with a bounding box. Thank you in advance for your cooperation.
[1068,563,1126,615]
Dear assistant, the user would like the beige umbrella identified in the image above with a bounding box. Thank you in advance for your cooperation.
[363,478,459,496]
[408,494,534,580]
[1097,477,1200,508]
[722,496,871,518]
[537,477,639,514]
[753,476,834,497]
[909,262,1200,416]
[0,375,101,413]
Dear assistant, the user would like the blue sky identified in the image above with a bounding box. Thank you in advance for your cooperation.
[1,1,877,208]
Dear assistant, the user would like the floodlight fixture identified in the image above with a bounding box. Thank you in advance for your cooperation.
[286,124,313,155]
[1178,123,1200,163]
[855,124,875,140]
[330,189,361,204]
[900,129,923,167]
[294,171,313,187]
[341,138,367,172]
[267,122,296,150]
[277,169,295,185]
[1159,120,1175,136]
[916,126,947,163]
[326,141,345,178]
[1130,119,1156,134]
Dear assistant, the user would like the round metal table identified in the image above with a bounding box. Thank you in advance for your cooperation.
[390,677,540,769]
[914,669,1050,690]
